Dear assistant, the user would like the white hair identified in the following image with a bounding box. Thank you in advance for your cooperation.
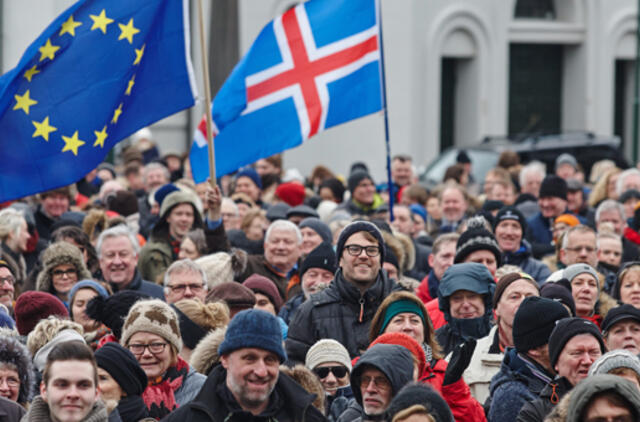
[519,161,546,187]
[96,225,140,258]
[0,208,25,241]
[142,162,169,185]
[616,168,640,196]
[595,199,625,225]
[221,197,238,216]
[265,219,302,244]
[163,258,208,289]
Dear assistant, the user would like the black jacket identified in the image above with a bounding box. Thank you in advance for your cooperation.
[161,364,326,422]
[109,269,165,300]
[285,268,395,363]
[516,376,572,422]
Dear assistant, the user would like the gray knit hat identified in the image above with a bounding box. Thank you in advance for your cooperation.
[563,263,599,290]
[120,299,182,352]
[305,339,352,372]
[588,349,640,380]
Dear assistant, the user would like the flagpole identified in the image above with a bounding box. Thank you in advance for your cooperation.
[376,0,394,221]
[196,0,216,186]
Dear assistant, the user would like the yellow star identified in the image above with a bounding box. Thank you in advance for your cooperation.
[133,44,145,65]
[61,131,85,156]
[90,9,114,34]
[93,126,108,148]
[125,75,135,96]
[38,39,60,62]
[59,14,82,36]
[32,116,57,141]
[111,103,123,124]
[13,90,37,115]
[23,65,40,82]
[118,18,140,44]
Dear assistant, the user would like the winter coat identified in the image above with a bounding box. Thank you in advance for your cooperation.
[174,366,207,407]
[107,269,164,300]
[189,328,226,375]
[161,364,326,422]
[462,326,502,405]
[416,270,440,304]
[279,292,306,325]
[487,348,553,422]
[502,241,551,285]
[236,254,299,301]
[0,335,34,405]
[285,268,395,362]
[517,377,572,422]
[0,396,25,422]
[33,205,57,242]
[525,212,555,259]
[21,396,108,422]
[335,196,385,217]
[405,239,431,281]
[226,229,264,255]
[425,297,447,330]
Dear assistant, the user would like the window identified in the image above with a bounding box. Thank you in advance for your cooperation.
[515,0,556,20]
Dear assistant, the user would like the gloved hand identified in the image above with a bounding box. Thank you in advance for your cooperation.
[442,338,477,386]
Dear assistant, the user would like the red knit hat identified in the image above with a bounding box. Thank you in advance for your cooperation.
[369,332,426,376]
[14,291,69,335]
[242,274,283,313]
[275,182,306,206]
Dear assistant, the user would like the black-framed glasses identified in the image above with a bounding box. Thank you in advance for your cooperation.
[344,244,380,257]
[52,268,77,278]
[313,366,348,379]
[127,342,168,355]
[167,283,205,294]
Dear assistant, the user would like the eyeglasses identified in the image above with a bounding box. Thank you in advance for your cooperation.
[360,374,391,391]
[565,246,596,253]
[344,244,380,257]
[0,376,19,388]
[0,276,15,287]
[52,268,77,278]
[313,366,348,379]
[167,283,205,294]
[127,342,168,355]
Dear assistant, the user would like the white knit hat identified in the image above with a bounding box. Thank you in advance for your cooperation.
[305,339,352,372]
[120,299,182,352]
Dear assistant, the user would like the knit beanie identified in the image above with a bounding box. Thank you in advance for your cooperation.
[564,263,600,290]
[336,220,385,264]
[383,245,399,273]
[456,150,471,164]
[242,274,283,313]
[556,153,577,171]
[454,216,502,267]
[619,189,640,204]
[601,304,640,334]
[299,218,332,244]
[159,189,202,221]
[95,342,147,396]
[300,242,337,278]
[206,282,256,308]
[369,332,426,377]
[14,291,68,335]
[494,206,527,233]
[347,170,373,194]
[286,205,319,220]
[555,213,580,227]
[107,190,139,217]
[85,290,149,339]
[275,182,306,207]
[305,339,352,371]
[386,383,454,422]
[171,305,208,350]
[540,281,576,317]
[154,184,179,208]
[492,272,539,309]
[588,349,640,380]
[236,168,262,189]
[218,309,286,362]
[120,299,182,352]
[549,317,605,369]
[539,175,568,200]
[378,299,426,335]
[512,296,569,353]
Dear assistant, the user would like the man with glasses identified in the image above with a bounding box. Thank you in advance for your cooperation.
[286,221,395,362]
[163,259,208,304]
[560,225,599,268]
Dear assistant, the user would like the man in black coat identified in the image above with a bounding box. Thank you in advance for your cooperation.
[286,221,395,362]
[162,309,325,422]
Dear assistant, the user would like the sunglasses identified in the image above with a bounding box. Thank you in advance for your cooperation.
[313,366,348,379]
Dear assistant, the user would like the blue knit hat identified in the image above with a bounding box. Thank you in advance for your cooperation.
[218,309,286,362]
[236,167,262,189]
[69,280,109,304]
[336,220,385,264]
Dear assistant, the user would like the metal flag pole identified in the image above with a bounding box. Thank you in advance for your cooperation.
[376,0,394,221]
[197,0,216,185]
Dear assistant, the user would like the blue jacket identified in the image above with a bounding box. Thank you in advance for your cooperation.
[110,269,165,300]
[502,241,552,285]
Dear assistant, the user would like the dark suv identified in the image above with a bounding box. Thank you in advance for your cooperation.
[419,132,629,189]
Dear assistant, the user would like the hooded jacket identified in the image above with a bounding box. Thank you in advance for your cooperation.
[516,376,572,422]
[501,241,551,285]
[0,336,34,405]
[285,268,395,363]
[161,364,325,422]
[189,327,226,375]
[36,242,91,297]
[565,374,640,422]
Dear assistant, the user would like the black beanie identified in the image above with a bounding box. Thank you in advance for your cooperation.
[347,170,373,194]
[383,245,399,272]
[172,305,208,350]
[300,242,337,278]
[494,206,527,233]
[549,317,605,369]
[85,290,150,339]
[540,280,576,316]
[454,216,502,267]
[539,175,568,200]
[386,383,454,422]
[94,342,147,396]
[336,220,385,264]
[513,296,569,353]
[456,150,471,164]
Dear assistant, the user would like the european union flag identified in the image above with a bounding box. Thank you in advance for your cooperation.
[0,0,197,201]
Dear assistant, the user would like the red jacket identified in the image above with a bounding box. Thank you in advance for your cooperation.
[581,313,603,329]
[420,359,486,422]
[416,276,432,303]
[426,298,447,330]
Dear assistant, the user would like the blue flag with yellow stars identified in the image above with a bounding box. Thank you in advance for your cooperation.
[0,0,197,201]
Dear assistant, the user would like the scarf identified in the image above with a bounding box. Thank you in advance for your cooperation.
[142,355,189,420]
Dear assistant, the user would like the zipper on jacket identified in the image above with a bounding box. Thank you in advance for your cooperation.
[358,297,365,322]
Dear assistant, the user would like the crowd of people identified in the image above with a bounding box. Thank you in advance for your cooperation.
[1,131,640,422]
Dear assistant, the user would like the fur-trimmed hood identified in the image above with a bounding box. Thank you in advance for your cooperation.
[189,326,226,375]
[543,390,571,422]
[279,364,325,415]
[597,290,618,320]
[35,242,91,295]
[0,335,34,404]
